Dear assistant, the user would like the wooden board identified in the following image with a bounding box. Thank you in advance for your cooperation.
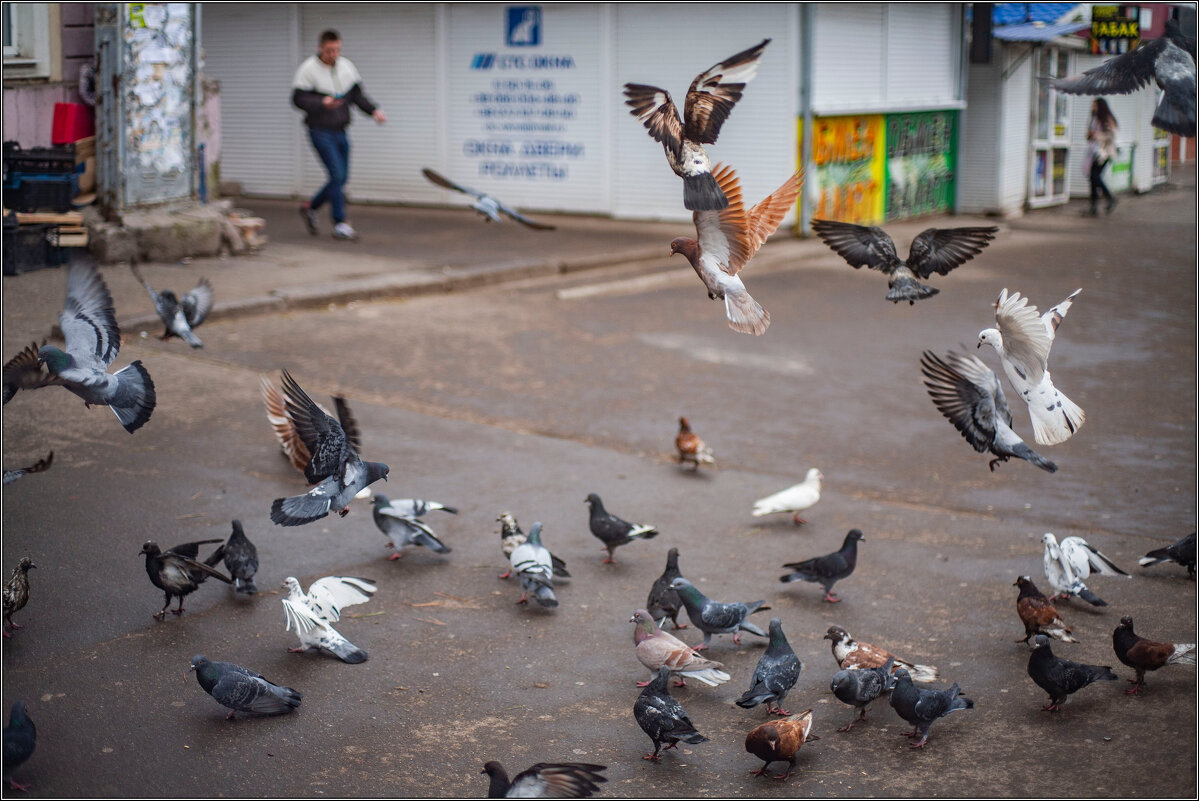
[11,211,84,225]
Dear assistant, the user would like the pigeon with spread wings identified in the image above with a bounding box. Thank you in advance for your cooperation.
[422,168,555,230]
[282,576,376,663]
[130,261,214,348]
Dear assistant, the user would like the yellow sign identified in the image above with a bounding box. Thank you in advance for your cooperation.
[798,115,885,226]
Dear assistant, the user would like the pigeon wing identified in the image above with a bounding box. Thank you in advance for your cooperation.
[920,350,999,454]
[913,686,953,721]
[4,341,62,401]
[259,375,311,473]
[1051,38,1165,96]
[2,451,53,486]
[906,226,999,278]
[810,219,903,274]
[282,597,320,633]
[421,168,485,199]
[180,277,215,326]
[1061,537,1128,578]
[622,84,684,162]
[280,370,349,483]
[700,600,747,630]
[508,763,607,799]
[946,350,1014,427]
[332,396,362,453]
[495,200,556,230]
[306,576,376,622]
[681,38,770,144]
[60,262,121,370]
[734,170,803,272]
[994,289,1051,384]
[166,538,225,560]
[270,477,337,526]
[703,163,752,275]
[129,261,175,327]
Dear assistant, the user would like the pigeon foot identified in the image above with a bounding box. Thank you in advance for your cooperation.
[823,593,841,603]
[338,507,350,518]
[516,594,528,605]
[642,753,661,762]
[911,738,929,749]
[774,707,793,717]
[1,630,11,639]
[673,622,688,630]
[8,622,23,630]
[388,552,403,561]
[287,646,306,653]
[1040,703,1061,712]
[732,632,742,645]
[770,769,793,781]
[153,611,167,621]
[7,779,31,792]
[838,721,855,733]
[751,766,772,777]
[673,678,688,688]
[497,569,512,579]
[792,514,807,525]
[635,679,652,687]
[171,607,185,616]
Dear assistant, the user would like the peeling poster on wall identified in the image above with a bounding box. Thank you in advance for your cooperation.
[122,2,192,181]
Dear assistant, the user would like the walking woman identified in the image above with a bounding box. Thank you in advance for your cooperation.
[1086,99,1118,216]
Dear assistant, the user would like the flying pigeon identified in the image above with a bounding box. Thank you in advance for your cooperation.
[259,374,364,483]
[510,522,558,608]
[735,618,802,716]
[831,657,896,732]
[371,495,452,560]
[670,163,802,336]
[190,655,302,720]
[2,558,35,639]
[3,701,35,792]
[3,263,156,433]
[920,349,1057,473]
[977,288,1085,447]
[584,493,659,563]
[744,709,815,781]
[1112,616,1196,695]
[3,341,43,405]
[1051,18,1196,137]
[633,666,709,762]
[140,539,232,620]
[646,548,686,629]
[811,220,998,304]
[269,370,389,526]
[623,39,771,211]
[630,608,730,688]
[204,520,259,595]
[281,575,377,663]
[779,529,864,603]
[667,576,770,650]
[422,168,556,230]
[2,451,53,486]
[752,468,823,525]
[1041,533,1128,605]
[130,261,214,348]
[675,416,714,470]
[888,668,973,748]
[481,761,607,798]
[1027,634,1117,712]
[823,625,939,683]
[1138,531,1196,578]
[496,512,568,581]
[1014,576,1077,644]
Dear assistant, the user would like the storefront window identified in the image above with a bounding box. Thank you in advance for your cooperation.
[1029,47,1071,207]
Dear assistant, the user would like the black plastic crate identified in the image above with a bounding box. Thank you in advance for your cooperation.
[2,172,78,213]
[3,140,77,175]
[2,221,66,276]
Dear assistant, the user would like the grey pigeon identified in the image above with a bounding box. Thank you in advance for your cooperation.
[3,701,35,791]
[831,656,896,732]
[190,655,301,720]
[921,349,1057,473]
[140,539,232,620]
[3,558,35,638]
[1027,634,1117,712]
[371,495,452,560]
[130,261,214,348]
[269,370,389,527]
[888,667,973,748]
[4,263,156,433]
[779,529,864,603]
[735,618,802,715]
[667,576,769,650]
[378,497,457,518]
[646,548,685,629]
[1139,531,1196,578]
[282,576,376,664]
[633,666,709,762]
[481,761,607,798]
[422,168,556,230]
[510,523,558,608]
[2,451,53,486]
[584,493,658,563]
[205,520,259,595]
[496,512,569,580]
[812,220,998,304]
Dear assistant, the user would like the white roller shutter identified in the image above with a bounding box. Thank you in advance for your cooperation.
[812,4,885,113]
[886,4,957,106]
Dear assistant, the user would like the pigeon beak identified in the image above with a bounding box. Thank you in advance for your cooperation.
[976,341,982,348]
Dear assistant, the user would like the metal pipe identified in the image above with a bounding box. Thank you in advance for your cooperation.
[799,2,814,236]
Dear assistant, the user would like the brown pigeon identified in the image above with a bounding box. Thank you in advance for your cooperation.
[823,625,939,683]
[744,709,816,781]
[1112,616,1197,694]
[675,416,714,470]
[1014,576,1077,644]
[259,373,360,479]
[630,609,729,688]
[2,558,36,638]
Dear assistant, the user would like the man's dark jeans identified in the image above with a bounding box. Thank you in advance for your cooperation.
[309,127,350,224]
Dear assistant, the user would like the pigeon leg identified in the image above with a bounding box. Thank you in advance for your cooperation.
[171,596,186,616]
[7,778,31,791]
[671,617,688,630]
[516,593,529,604]
[1125,677,1146,695]
[732,631,742,646]
[673,677,688,688]
[636,679,653,687]
[751,763,773,777]
[155,594,172,620]
[642,742,663,762]
[1040,702,1061,712]
[774,706,793,717]
[662,742,679,751]
[792,513,807,525]
[771,764,794,781]
[901,727,921,738]
[1,629,11,639]
[910,735,930,749]
[497,569,512,579]
[838,719,856,733]
[338,507,350,518]
[287,646,307,653]
[388,551,404,561]
[823,592,841,603]
[226,709,237,720]
[601,547,616,564]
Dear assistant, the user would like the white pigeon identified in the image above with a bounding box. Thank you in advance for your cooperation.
[281,576,376,664]
[1041,533,1129,607]
[978,288,1085,446]
[509,522,557,608]
[752,468,823,525]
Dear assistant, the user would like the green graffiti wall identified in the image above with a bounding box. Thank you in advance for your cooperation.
[884,110,958,222]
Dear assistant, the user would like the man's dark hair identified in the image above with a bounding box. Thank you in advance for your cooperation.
[319,30,341,45]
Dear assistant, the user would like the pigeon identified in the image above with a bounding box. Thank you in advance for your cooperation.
[259,373,363,483]
[269,370,389,526]
[1051,18,1196,137]
[623,39,771,211]
[779,529,864,603]
[811,220,999,304]
[744,709,815,781]
[190,655,302,720]
[130,261,214,348]
[888,668,973,748]
[735,618,802,715]
[140,539,232,620]
[1027,634,1117,711]
[1139,532,1196,578]
[3,701,35,791]
[633,666,709,762]
[831,657,897,732]
[496,512,568,580]
[675,416,714,470]
[481,761,607,798]
[646,548,686,629]
[977,288,1085,447]
[2,558,35,639]
[669,163,803,336]
[204,520,259,595]
[1014,576,1077,644]
[2,451,53,486]
[1041,533,1128,606]
[667,576,770,650]
[823,625,939,683]
[920,349,1057,473]
[1112,616,1197,695]
[422,168,556,230]
[510,522,558,608]
[375,497,457,518]
[3,263,156,433]
[3,342,44,405]
[752,468,823,525]
[584,493,659,564]
[371,495,452,560]
[630,608,730,688]
[281,575,376,663]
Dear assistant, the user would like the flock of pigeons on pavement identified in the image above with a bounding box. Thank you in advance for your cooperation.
[2,27,1197,797]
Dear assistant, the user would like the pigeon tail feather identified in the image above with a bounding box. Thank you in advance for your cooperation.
[683,172,729,212]
[1012,442,1058,473]
[1167,644,1198,666]
[681,668,731,687]
[179,326,203,348]
[1153,90,1197,138]
[724,288,770,336]
[235,578,258,595]
[886,275,939,304]
[1028,389,1085,446]
[1076,585,1107,606]
[110,361,157,433]
[532,583,559,608]
[329,640,368,664]
[904,663,940,684]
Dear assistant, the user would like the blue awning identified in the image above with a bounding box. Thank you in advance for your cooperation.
[992,3,1081,26]
[993,20,1089,41]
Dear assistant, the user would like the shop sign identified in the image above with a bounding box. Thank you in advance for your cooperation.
[1091,6,1140,55]
[798,115,886,226]
[884,110,957,221]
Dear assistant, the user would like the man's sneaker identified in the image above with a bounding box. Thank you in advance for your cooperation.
[332,222,358,241]
[300,203,318,236]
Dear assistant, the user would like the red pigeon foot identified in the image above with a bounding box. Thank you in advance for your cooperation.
[771,770,793,781]
[497,569,512,579]
[823,593,841,603]
[911,739,929,749]
[226,710,237,720]
[388,553,403,561]
[673,622,688,629]
[692,643,709,652]
[673,678,688,688]
[636,679,652,687]
[2,631,11,639]
[516,594,528,604]
[338,508,350,518]
[774,707,793,717]
[8,779,31,791]
[9,622,23,630]
[1040,703,1061,712]
[602,557,615,564]
[838,722,855,733]
[171,608,185,616]
[662,743,678,751]
[792,514,807,525]
[642,754,661,762]
[287,647,306,653]
[751,767,771,777]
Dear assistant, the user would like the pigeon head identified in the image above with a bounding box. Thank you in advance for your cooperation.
[139,541,161,558]
[823,625,849,643]
[807,467,823,484]
[767,617,786,642]
[1117,616,1135,632]
[647,665,673,692]
[845,529,865,544]
[496,512,520,536]
[8,700,30,727]
[371,494,390,509]
[892,667,912,683]
[666,547,680,568]
[526,522,544,546]
[667,576,693,592]
[16,557,36,572]
[189,654,209,672]
[669,237,698,264]
[282,577,303,596]
[830,670,853,694]
[160,289,180,305]
[1031,634,1052,651]
[1014,575,1032,588]
[365,461,390,484]
[37,345,72,375]
[480,761,510,796]
[678,416,691,432]
[584,493,602,509]
[631,609,659,642]
[977,328,1002,351]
